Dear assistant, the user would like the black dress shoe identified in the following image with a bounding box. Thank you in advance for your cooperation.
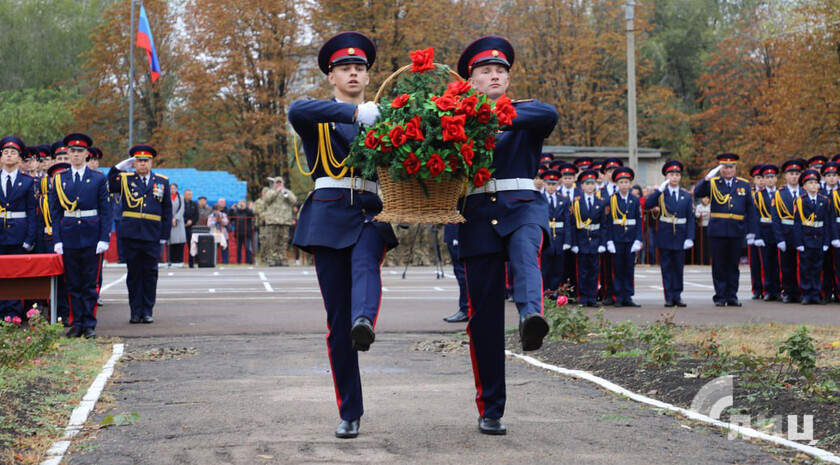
[350,317,375,351]
[751,294,762,300]
[783,295,801,304]
[802,298,813,305]
[443,310,469,323]
[335,419,360,439]
[726,300,742,307]
[674,300,687,307]
[129,317,140,324]
[584,302,599,308]
[764,294,779,302]
[478,417,507,435]
[663,301,675,307]
[815,298,827,305]
[140,315,154,324]
[620,300,641,307]
[65,326,83,338]
[602,297,615,306]
[714,301,726,307]
[83,328,96,339]
[519,313,549,351]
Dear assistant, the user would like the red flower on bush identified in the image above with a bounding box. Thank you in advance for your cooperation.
[447,81,472,95]
[474,167,491,187]
[484,135,496,150]
[427,153,446,177]
[391,94,410,109]
[460,139,475,166]
[456,94,479,118]
[410,47,435,73]
[441,114,467,142]
[431,94,458,112]
[403,116,425,141]
[477,103,493,124]
[446,154,459,171]
[493,94,517,126]
[364,129,380,149]
[389,126,407,147]
[403,153,421,174]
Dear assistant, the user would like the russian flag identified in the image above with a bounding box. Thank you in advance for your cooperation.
[137,4,161,83]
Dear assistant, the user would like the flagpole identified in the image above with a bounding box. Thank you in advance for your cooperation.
[129,0,135,149]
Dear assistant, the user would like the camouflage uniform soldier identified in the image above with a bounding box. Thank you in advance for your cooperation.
[259,177,297,266]
[253,187,269,264]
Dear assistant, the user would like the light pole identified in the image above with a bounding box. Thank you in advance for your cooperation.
[625,0,638,172]
[129,0,135,149]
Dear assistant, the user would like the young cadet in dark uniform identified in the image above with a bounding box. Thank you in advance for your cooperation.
[556,162,580,290]
[49,133,111,338]
[694,153,755,307]
[606,166,642,307]
[108,145,172,325]
[456,36,558,435]
[0,136,36,320]
[87,147,106,307]
[540,169,571,294]
[570,169,608,307]
[574,156,593,172]
[754,164,781,301]
[646,161,694,307]
[598,157,623,305]
[821,162,840,301]
[748,164,765,299]
[773,159,806,303]
[794,170,837,304]
[288,32,397,439]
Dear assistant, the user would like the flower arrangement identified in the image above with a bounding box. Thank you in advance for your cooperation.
[346,47,516,190]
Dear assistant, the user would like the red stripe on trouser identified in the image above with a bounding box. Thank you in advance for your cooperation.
[537,234,545,315]
[462,261,485,417]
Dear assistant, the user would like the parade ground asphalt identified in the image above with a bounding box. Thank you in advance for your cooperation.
[61,264,840,464]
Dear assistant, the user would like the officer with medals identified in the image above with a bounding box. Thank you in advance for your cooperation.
[772,159,806,303]
[605,166,642,307]
[49,133,111,338]
[288,32,398,439]
[747,164,765,299]
[456,35,558,435]
[540,169,571,294]
[646,161,694,307]
[108,145,172,324]
[821,162,840,301]
[570,169,608,307]
[754,164,781,301]
[0,136,37,320]
[694,153,756,307]
[794,169,838,304]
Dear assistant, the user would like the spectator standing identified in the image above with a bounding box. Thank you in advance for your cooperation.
[694,196,711,265]
[258,177,297,266]
[169,184,186,265]
[207,204,229,256]
[197,196,212,226]
[216,198,230,263]
[183,189,199,268]
[230,200,255,264]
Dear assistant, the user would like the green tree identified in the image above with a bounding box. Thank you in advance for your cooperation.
[0,88,76,144]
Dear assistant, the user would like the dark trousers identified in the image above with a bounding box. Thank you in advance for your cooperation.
[779,246,800,299]
[185,226,194,267]
[598,253,615,301]
[63,246,100,329]
[823,248,836,300]
[563,250,577,290]
[761,244,781,297]
[312,223,387,421]
[799,247,824,300]
[235,236,254,264]
[748,244,764,297]
[659,248,685,303]
[709,236,743,303]
[541,253,565,293]
[447,242,468,312]
[0,244,25,318]
[124,239,161,319]
[115,220,125,262]
[170,243,185,264]
[220,244,229,264]
[577,253,600,305]
[613,243,636,303]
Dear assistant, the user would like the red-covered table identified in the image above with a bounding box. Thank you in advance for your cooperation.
[0,254,64,324]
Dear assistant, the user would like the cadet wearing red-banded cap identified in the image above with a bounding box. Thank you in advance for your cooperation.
[774,158,808,303]
[794,169,835,304]
[746,164,766,300]
[597,158,624,305]
[540,169,571,296]
[754,163,782,302]
[605,167,641,307]
[574,156,592,171]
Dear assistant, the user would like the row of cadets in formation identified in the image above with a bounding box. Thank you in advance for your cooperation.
[748,154,840,305]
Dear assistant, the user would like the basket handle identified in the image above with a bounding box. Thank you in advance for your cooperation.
[374,63,464,104]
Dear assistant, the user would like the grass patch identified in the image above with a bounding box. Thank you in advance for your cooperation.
[0,338,112,465]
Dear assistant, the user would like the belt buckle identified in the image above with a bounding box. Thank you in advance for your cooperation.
[485,178,498,194]
[352,177,366,194]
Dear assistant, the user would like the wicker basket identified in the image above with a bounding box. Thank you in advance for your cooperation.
[372,63,467,224]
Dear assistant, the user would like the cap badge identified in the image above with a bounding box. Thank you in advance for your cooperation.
[348,47,355,55]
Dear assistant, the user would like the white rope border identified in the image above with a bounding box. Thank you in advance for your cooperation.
[40,343,125,465]
[506,350,840,464]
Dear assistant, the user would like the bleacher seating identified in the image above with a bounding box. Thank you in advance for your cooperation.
[105,167,248,205]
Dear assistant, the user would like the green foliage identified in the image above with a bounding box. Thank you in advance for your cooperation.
[693,331,732,377]
[0,88,77,143]
[0,305,63,369]
[545,299,593,343]
[778,325,818,384]
[639,313,678,365]
[100,412,140,428]
[604,321,638,355]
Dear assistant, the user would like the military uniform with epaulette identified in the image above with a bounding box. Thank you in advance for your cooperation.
[793,169,837,304]
[753,164,781,301]
[539,169,571,294]
[772,159,806,303]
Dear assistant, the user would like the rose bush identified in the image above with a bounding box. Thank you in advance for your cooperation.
[0,305,63,369]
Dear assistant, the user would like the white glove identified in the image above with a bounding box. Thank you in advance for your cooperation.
[631,240,642,253]
[746,233,755,241]
[683,239,694,250]
[160,239,167,245]
[754,239,765,247]
[706,165,722,180]
[832,240,840,248]
[115,157,136,171]
[22,242,33,252]
[797,246,805,252]
[607,241,616,254]
[95,241,109,254]
[658,180,669,193]
[747,237,754,246]
[778,241,786,252]
[452,239,459,246]
[597,245,606,254]
[824,245,830,252]
[356,101,380,126]
[563,243,571,250]
[571,246,579,254]
[54,243,63,255]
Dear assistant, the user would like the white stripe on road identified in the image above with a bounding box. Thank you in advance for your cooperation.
[99,273,127,294]
[209,289,216,293]
[685,281,715,289]
[650,286,664,290]
[263,282,274,292]
[434,287,445,291]
[213,272,219,276]
[259,272,267,281]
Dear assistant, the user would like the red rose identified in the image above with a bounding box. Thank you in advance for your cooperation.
[403,116,425,141]
[389,126,407,147]
[441,114,467,142]
[391,94,410,109]
[456,94,479,118]
[556,295,568,306]
[410,47,435,73]
[427,153,446,177]
[446,154,459,171]
[364,129,380,149]
[431,93,458,112]
[493,94,518,126]
[403,153,421,175]
[460,139,475,166]
[484,135,496,150]
[447,81,472,95]
[473,167,491,187]
[477,103,493,124]
[378,135,393,153]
